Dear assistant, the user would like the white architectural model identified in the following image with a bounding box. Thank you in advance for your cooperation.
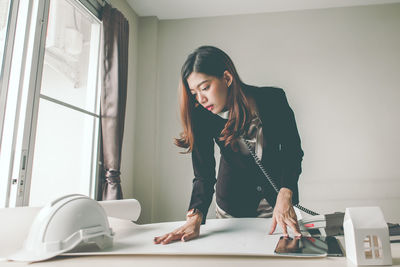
[343,206,392,265]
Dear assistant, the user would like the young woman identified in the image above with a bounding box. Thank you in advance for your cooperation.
[154,46,304,245]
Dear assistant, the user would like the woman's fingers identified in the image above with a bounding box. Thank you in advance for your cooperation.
[161,232,183,244]
[154,221,200,245]
[269,216,278,234]
[269,211,301,236]
[285,218,302,236]
[279,218,288,236]
[153,233,169,244]
[271,188,302,236]
[292,221,302,236]
[154,231,181,244]
[284,216,298,229]
[181,231,198,242]
[285,209,302,236]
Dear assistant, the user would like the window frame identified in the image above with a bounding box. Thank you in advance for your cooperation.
[0,0,19,158]
[1,0,103,207]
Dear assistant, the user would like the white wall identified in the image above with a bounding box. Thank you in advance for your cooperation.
[133,3,400,223]
[133,16,159,224]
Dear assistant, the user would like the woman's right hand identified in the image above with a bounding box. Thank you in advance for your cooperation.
[153,211,203,245]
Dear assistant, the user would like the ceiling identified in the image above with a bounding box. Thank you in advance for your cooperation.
[126,0,400,20]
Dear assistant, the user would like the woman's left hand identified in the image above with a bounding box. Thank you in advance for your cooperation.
[269,187,301,236]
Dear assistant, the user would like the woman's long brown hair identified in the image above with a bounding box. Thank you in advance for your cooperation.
[174,46,252,153]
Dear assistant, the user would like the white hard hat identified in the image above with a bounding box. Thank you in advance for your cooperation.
[8,194,114,262]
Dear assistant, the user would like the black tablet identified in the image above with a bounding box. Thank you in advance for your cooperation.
[274,236,344,257]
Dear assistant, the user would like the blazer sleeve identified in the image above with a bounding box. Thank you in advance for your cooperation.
[275,88,304,204]
[188,111,217,224]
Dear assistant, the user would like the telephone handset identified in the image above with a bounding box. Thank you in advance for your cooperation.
[242,138,319,216]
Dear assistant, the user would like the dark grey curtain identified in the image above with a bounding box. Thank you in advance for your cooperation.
[98,4,129,200]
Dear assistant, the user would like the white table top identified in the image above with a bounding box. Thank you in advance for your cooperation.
[0,206,399,267]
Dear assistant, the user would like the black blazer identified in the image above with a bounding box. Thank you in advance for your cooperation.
[188,86,304,223]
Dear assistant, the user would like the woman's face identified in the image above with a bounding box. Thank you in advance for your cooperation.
[187,71,232,114]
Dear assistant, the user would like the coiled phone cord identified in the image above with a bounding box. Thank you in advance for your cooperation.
[242,138,319,216]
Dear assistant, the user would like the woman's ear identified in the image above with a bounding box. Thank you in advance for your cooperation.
[223,70,233,87]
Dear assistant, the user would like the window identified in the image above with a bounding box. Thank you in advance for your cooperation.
[0,0,11,67]
[0,0,102,207]
[0,0,13,207]
[363,235,383,259]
